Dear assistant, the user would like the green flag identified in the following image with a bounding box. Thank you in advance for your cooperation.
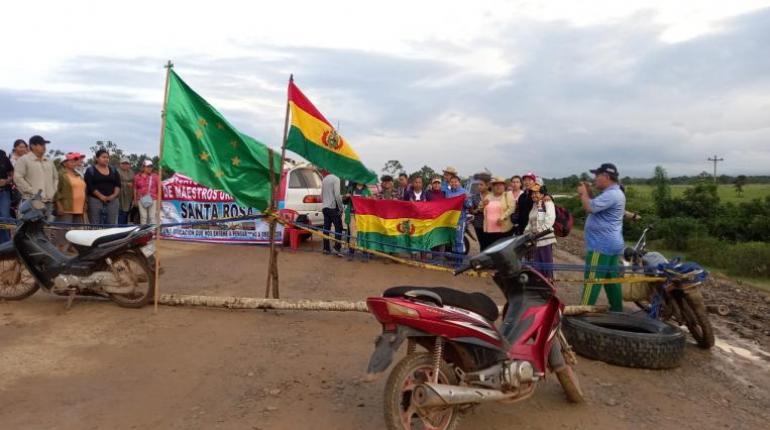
[162,69,280,210]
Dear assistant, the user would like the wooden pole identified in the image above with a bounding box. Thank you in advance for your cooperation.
[265,148,279,298]
[152,60,174,313]
[279,74,293,168]
[264,74,294,299]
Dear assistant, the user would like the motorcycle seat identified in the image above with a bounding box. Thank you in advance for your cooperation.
[383,286,499,322]
[66,227,140,247]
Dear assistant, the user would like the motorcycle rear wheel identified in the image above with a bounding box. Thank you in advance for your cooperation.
[0,258,39,300]
[676,292,715,349]
[384,352,461,430]
[108,252,155,308]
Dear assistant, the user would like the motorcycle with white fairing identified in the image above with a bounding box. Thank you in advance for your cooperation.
[0,191,156,308]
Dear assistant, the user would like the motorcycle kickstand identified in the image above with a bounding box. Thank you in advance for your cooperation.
[65,288,77,311]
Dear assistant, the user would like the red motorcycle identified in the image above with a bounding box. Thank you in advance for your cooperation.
[366,231,583,430]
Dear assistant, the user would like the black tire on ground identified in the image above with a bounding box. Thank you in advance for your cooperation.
[561,312,686,369]
[677,292,715,349]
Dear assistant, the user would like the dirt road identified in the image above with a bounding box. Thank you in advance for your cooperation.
[1,241,768,429]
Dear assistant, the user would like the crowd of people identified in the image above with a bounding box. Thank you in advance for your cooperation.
[0,135,161,244]
[321,163,628,311]
[322,167,557,267]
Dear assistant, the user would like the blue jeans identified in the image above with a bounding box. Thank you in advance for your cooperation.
[0,189,10,243]
[118,210,131,225]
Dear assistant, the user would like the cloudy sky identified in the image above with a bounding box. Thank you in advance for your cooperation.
[1,0,769,177]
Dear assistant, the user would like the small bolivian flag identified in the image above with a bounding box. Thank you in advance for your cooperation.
[352,195,465,252]
[286,81,377,184]
[162,70,281,210]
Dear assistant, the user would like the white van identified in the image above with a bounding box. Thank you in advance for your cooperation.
[276,161,324,226]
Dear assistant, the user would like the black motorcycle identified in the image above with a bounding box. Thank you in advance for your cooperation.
[0,192,156,308]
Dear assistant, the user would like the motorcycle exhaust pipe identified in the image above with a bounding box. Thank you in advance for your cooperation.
[412,383,512,408]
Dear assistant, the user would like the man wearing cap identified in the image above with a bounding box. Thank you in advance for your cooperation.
[578,163,626,312]
[440,167,458,194]
[117,157,135,224]
[376,175,398,200]
[13,135,58,219]
[425,177,446,201]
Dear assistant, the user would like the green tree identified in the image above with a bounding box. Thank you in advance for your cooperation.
[734,175,747,197]
[410,165,437,184]
[381,160,404,176]
[651,166,672,216]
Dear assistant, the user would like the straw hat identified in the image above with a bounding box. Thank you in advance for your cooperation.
[490,176,507,185]
[442,166,458,175]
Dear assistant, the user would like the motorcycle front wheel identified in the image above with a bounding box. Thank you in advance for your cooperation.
[676,292,715,349]
[0,257,39,300]
[384,352,461,430]
[108,252,155,308]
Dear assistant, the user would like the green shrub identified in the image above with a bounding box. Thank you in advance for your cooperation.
[685,237,723,267]
[656,217,707,251]
[723,242,770,277]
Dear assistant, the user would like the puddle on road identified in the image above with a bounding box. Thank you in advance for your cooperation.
[714,337,770,363]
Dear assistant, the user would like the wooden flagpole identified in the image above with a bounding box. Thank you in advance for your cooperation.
[265,149,279,298]
[153,60,173,313]
[265,74,293,299]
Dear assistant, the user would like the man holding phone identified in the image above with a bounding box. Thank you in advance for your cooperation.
[577,163,626,312]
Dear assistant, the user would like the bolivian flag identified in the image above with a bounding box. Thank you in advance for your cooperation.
[286,81,377,184]
[353,196,465,252]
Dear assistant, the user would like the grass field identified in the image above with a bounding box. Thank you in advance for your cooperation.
[624,183,770,206]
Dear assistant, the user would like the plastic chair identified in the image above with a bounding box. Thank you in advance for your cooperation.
[278,209,309,250]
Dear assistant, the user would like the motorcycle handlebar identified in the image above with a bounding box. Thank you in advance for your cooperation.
[531,229,553,242]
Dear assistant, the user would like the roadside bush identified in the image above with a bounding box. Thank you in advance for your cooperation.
[656,217,707,251]
[686,238,770,278]
[723,242,770,278]
[685,237,723,267]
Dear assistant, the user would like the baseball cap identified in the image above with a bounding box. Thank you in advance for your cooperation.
[65,152,85,161]
[431,177,442,184]
[120,156,131,163]
[522,172,537,181]
[590,163,619,179]
[28,135,50,146]
[143,159,153,167]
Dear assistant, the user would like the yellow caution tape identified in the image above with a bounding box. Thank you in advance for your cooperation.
[273,215,666,285]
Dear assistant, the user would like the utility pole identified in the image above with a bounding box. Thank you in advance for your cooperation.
[708,155,724,184]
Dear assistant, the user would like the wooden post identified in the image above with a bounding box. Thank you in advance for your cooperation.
[264,74,294,299]
[265,148,279,298]
[152,60,173,313]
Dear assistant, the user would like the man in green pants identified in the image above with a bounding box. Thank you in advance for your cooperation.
[577,163,626,312]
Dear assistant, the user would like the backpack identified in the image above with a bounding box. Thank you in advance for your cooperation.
[553,205,573,237]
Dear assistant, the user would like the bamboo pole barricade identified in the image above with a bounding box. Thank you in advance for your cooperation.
[158,294,608,316]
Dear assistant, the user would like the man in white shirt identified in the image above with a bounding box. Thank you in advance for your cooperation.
[321,172,344,256]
